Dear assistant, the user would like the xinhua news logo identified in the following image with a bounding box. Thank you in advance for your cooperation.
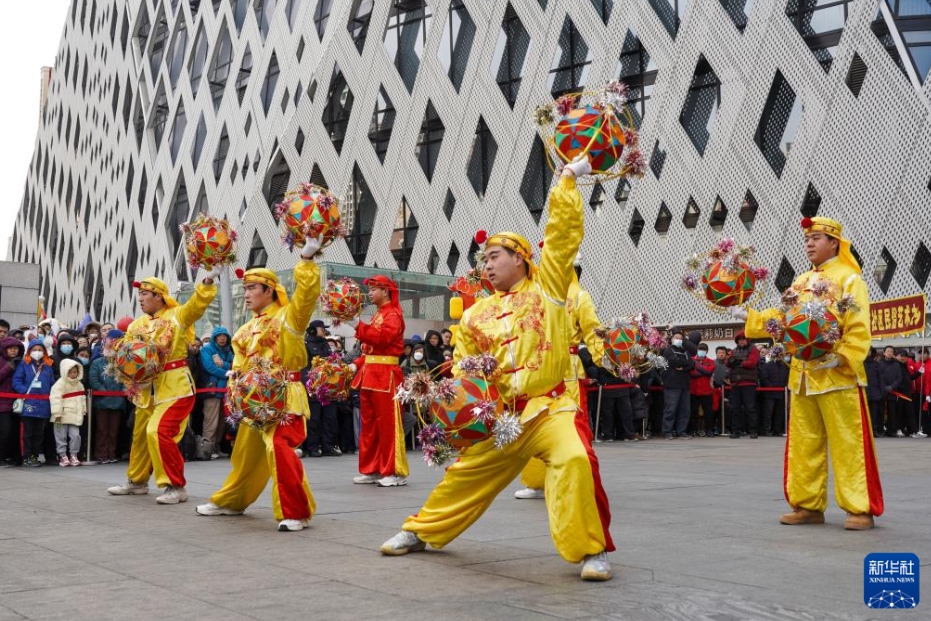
[864,553,919,609]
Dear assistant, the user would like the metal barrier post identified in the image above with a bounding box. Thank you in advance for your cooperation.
[84,389,99,465]
[721,386,729,436]
[593,384,604,442]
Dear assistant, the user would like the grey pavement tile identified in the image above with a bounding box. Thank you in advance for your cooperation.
[0,605,27,621]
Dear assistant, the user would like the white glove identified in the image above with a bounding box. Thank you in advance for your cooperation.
[563,154,592,178]
[203,265,223,281]
[225,370,236,379]
[920,366,925,374]
[811,353,839,370]
[728,306,749,321]
[300,235,324,258]
[348,363,358,374]
[345,317,360,329]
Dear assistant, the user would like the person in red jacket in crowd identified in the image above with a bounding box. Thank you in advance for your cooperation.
[726,332,761,438]
[345,275,409,487]
[689,343,716,436]
[918,350,931,437]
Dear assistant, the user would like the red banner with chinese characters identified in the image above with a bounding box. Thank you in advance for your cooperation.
[870,294,926,337]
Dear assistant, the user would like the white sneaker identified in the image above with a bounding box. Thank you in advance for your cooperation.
[107,480,149,495]
[196,502,243,516]
[294,448,304,458]
[896,429,905,438]
[277,518,310,532]
[514,487,545,500]
[155,486,189,505]
[353,473,380,484]
[915,431,928,438]
[376,475,408,487]
[380,530,426,555]
[210,453,220,460]
[580,551,612,581]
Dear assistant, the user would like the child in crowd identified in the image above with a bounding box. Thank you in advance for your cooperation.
[50,359,87,466]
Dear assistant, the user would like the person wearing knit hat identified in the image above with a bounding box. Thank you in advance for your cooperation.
[88,329,127,463]
[343,273,409,487]
[197,235,323,531]
[731,216,882,530]
[380,156,616,582]
[107,266,221,504]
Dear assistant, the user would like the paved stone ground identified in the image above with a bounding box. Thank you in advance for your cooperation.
[0,436,928,620]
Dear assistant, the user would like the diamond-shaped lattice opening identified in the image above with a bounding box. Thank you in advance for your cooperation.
[264,153,291,221]
[314,0,332,40]
[416,100,444,182]
[262,53,280,115]
[440,1,475,92]
[590,0,613,24]
[248,231,268,268]
[493,3,530,109]
[192,115,207,166]
[384,0,432,94]
[323,64,354,156]
[165,178,189,256]
[629,208,645,246]
[236,44,253,104]
[347,164,376,266]
[427,246,440,274]
[786,0,848,73]
[648,0,685,39]
[443,189,456,221]
[207,21,233,110]
[709,196,727,230]
[846,53,868,96]
[615,179,630,207]
[151,81,169,147]
[467,238,480,268]
[680,55,721,156]
[548,15,592,98]
[168,102,186,163]
[683,197,700,229]
[654,202,672,234]
[874,246,897,294]
[720,0,752,31]
[800,182,821,217]
[589,183,605,213]
[774,257,796,293]
[294,128,305,155]
[739,190,758,231]
[348,0,373,53]
[617,29,658,129]
[520,135,552,225]
[650,140,666,178]
[447,242,461,274]
[850,245,864,269]
[467,116,497,198]
[910,242,931,289]
[391,197,418,271]
[369,85,394,163]
[755,70,802,178]
[189,22,208,96]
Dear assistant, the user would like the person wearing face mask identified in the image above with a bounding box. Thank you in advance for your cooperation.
[53,332,79,380]
[689,343,715,437]
[401,343,429,376]
[0,337,24,467]
[661,331,695,439]
[13,340,55,467]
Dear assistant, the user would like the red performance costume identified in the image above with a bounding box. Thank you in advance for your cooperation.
[352,275,409,486]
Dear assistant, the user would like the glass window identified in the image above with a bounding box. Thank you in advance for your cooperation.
[910,241,931,288]
[800,182,821,217]
[709,196,727,230]
[492,3,530,108]
[719,0,755,31]
[439,0,475,92]
[322,64,354,155]
[616,29,658,128]
[415,100,444,181]
[519,135,553,224]
[682,197,700,228]
[654,202,672,234]
[208,25,233,110]
[348,0,373,53]
[628,208,645,246]
[254,0,278,40]
[754,70,802,178]
[547,15,592,97]
[189,22,208,96]
[391,198,419,270]
[166,179,189,255]
[248,232,268,268]
[314,0,332,40]
[774,257,796,292]
[192,115,207,166]
[874,1,931,83]
[785,0,854,72]
[466,116,497,198]
[236,45,253,104]
[149,11,170,76]
[383,0,433,94]
[738,190,758,231]
[679,55,721,156]
[169,102,187,163]
[151,83,169,146]
[261,53,280,114]
[648,0,689,39]
[649,140,666,178]
[213,125,229,181]
[347,164,377,265]
[167,19,188,88]
[874,246,897,293]
[590,0,614,24]
[368,85,395,163]
[287,0,302,30]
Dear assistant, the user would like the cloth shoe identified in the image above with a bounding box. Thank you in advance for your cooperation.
[376,475,408,487]
[580,551,612,581]
[353,473,380,484]
[293,448,304,458]
[155,486,189,505]
[380,530,426,555]
[107,480,149,495]
[844,513,874,530]
[514,487,545,500]
[196,502,244,516]
[779,507,825,525]
[69,455,81,467]
[59,455,70,467]
[896,429,905,438]
[277,518,310,532]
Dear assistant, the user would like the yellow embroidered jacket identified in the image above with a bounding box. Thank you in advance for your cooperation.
[231,259,320,417]
[745,256,870,396]
[128,282,217,407]
[454,175,583,422]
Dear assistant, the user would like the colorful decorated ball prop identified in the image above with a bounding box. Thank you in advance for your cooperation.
[321,278,364,321]
[701,260,757,308]
[603,325,643,368]
[228,365,289,428]
[430,377,502,450]
[110,337,161,386]
[554,105,627,173]
[182,215,237,270]
[306,355,353,404]
[276,183,343,249]
[781,309,838,361]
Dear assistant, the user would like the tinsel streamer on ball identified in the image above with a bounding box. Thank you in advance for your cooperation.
[765,275,849,361]
[428,375,503,450]
[273,182,352,252]
[319,277,364,322]
[595,313,668,380]
[181,214,238,270]
[305,353,353,406]
[106,336,162,399]
[226,358,291,430]
[534,81,646,183]
[681,238,770,312]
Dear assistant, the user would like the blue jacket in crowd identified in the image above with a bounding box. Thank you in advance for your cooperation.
[200,326,234,389]
[88,356,127,410]
[12,339,55,419]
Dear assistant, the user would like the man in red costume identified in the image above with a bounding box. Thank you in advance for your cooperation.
[346,275,408,487]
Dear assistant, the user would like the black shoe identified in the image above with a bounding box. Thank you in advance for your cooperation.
[730,433,741,439]
[750,433,758,439]
[321,447,341,456]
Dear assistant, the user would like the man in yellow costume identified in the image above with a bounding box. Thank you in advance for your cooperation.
[732,216,883,530]
[196,236,322,531]
[514,250,604,500]
[380,157,616,581]
[107,269,219,504]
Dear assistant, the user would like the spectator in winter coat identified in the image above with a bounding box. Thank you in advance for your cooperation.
[423,330,445,372]
[13,339,55,466]
[864,348,884,437]
[661,331,695,438]
[303,320,340,457]
[89,329,127,463]
[727,332,760,438]
[580,346,637,442]
[895,349,918,436]
[400,343,429,376]
[53,332,79,380]
[0,337,24,466]
[50,359,87,467]
[917,350,931,437]
[200,326,234,458]
[879,346,904,437]
[689,344,715,436]
[758,354,789,436]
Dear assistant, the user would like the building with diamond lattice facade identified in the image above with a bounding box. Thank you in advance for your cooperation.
[10,0,931,334]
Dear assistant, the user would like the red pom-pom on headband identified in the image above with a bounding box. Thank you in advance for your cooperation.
[801,217,813,229]
[474,230,488,245]
[538,241,544,249]
[132,281,141,289]
[363,277,371,286]
[235,268,245,279]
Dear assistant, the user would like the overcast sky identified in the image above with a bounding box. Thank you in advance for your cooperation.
[0,2,72,259]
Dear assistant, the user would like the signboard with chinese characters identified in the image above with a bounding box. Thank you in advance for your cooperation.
[674,324,745,342]
[869,294,926,338]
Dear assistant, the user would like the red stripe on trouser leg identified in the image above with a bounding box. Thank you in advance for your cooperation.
[359,389,408,477]
[271,418,315,521]
[150,395,194,488]
[857,388,885,517]
[783,406,791,506]
[573,411,615,552]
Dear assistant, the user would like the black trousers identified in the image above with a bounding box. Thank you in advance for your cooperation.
[729,385,758,435]
[305,400,338,452]
[0,411,21,463]
[689,394,713,433]
[335,401,356,452]
[22,418,46,458]
[594,387,634,440]
[867,399,883,436]
[760,396,786,435]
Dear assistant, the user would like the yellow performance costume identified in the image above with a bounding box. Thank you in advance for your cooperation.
[209,261,320,522]
[743,217,883,519]
[401,176,615,562]
[125,278,217,489]
[520,276,604,491]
